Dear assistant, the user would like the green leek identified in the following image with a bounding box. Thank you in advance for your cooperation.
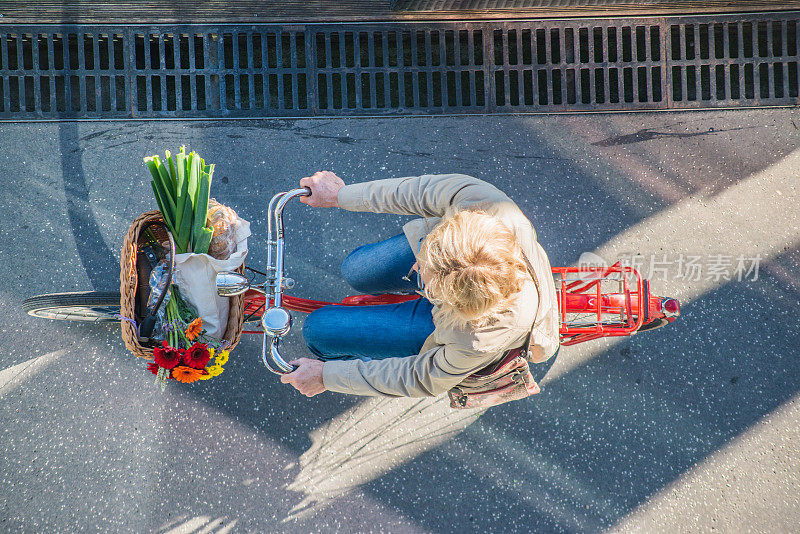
[143,147,216,255]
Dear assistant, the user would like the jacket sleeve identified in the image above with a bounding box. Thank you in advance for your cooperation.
[321,343,501,397]
[336,173,513,218]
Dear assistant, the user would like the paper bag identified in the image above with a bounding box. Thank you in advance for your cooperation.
[173,219,251,338]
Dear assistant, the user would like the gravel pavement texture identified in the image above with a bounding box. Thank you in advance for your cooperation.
[1,111,799,533]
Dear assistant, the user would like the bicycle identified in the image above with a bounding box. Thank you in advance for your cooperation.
[24,188,681,374]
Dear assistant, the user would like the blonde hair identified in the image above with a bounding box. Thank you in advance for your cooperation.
[418,207,528,329]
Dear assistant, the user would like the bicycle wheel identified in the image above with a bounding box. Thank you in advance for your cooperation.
[637,317,670,332]
[23,291,121,322]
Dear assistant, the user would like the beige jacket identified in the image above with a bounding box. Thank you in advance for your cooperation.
[321,174,560,397]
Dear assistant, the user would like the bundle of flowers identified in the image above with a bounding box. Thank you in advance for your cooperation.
[147,307,231,389]
[148,333,230,389]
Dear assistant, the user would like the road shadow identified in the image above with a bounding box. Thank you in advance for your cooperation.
[590,125,752,147]
[282,395,485,522]
[353,258,800,531]
[143,115,800,531]
[20,114,798,531]
[59,121,120,290]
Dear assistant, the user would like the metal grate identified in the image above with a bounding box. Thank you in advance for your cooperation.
[1,14,798,119]
[391,0,798,13]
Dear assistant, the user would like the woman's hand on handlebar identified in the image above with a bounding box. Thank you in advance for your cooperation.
[280,358,327,397]
[299,171,344,208]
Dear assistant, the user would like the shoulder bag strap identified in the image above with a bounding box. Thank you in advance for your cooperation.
[519,249,547,357]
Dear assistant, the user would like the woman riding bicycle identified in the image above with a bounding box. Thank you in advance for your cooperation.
[280,171,560,400]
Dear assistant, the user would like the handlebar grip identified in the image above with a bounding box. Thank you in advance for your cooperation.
[262,334,299,375]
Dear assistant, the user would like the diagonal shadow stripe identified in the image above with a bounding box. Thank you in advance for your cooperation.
[354,267,800,532]
[59,122,119,290]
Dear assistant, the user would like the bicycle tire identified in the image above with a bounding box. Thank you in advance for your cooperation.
[23,291,122,322]
[637,317,670,332]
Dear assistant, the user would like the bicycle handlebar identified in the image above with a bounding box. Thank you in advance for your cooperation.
[259,187,311,375]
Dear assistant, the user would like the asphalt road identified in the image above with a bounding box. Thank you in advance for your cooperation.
[1,110,799,533]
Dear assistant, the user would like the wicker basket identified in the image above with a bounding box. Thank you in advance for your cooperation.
[119,210,245,359]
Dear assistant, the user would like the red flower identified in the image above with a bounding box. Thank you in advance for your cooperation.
[182,342,211,370]
[147,362,160,375]
[153,341,182,370]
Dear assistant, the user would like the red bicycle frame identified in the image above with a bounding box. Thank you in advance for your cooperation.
[240,260,680,344]
[221,188,679,374]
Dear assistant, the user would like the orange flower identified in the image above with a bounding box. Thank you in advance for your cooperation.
[185,318,203,341]
[171,366,203,384]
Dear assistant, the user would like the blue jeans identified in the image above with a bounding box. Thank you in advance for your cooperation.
[302,234,435,362]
